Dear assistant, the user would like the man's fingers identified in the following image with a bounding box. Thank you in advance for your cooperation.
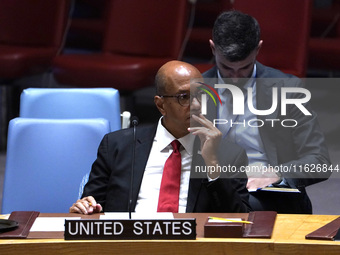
[191,114,212,128]
[94,204,103,213]
[70,200,88,214]
[69,196,101,215]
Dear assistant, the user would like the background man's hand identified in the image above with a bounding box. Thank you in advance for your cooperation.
[247,177,280,190]
[246,165,280,190]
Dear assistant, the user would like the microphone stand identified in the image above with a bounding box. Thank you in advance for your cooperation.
[128,117,139,219]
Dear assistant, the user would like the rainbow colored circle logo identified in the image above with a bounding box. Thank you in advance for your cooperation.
[197,82,222,106]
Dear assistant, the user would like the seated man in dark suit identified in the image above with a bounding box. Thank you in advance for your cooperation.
[202,10,331,213]
[70,60,251,214]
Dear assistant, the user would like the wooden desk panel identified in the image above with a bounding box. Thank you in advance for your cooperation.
[273,214,340,254]
[0,213,339,255]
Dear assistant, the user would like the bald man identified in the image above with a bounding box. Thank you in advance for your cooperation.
[70,61,251,214]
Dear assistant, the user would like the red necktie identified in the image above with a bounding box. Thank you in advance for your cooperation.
[157,140,181,212]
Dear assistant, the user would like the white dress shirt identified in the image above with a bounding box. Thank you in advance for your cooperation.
[134,118,195,213]
[217,65,269,167]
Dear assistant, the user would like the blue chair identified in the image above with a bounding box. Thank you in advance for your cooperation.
[19,88,124,132]
[1,117,110,213]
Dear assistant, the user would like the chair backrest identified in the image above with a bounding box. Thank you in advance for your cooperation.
[0,0,71,48]
[102,0,189,58]
[233,0,312,77]
[19,88,121,132]
[194,0,232,27]
[1,118,110,214]
[65,0,108,50]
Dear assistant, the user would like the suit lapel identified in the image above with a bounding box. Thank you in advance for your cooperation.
[256,78,281,119]
[256,64,282,165]
[186,137,203,212]
[131,125,157,209]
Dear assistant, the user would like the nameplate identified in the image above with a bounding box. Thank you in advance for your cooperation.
[64,219,196,240]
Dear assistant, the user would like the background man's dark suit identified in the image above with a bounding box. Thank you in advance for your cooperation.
[82,124,251,213]
[203,62,331,213]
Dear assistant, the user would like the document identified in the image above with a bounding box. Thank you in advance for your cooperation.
[30,217,81,232]
[254,187,300,192]
[249,186,300,193]
[101,212,174,220]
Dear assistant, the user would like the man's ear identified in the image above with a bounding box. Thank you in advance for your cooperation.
[209,39,216,56]
[154,96,166,116]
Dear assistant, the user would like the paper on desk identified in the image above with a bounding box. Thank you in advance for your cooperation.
[30,217,81,232]
[30,214,174,231]
[0,214,9,220]
[208,218,242,223]
[249,187,301,193]
[101,212,174,220]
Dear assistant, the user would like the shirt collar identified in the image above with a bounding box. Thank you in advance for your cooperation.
[154,117,195,155]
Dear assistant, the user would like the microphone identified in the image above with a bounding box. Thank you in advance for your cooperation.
[131,116,139,127]
[128,116,139,219]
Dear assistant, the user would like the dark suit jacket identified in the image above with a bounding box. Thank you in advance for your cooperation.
[82,124,251,213]
[203,62,331,213]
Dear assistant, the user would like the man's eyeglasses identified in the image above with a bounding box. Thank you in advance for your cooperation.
[159,90,205,107]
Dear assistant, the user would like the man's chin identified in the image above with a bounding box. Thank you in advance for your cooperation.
[223,77,249,87]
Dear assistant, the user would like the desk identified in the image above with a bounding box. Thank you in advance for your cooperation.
[0,213,340,255]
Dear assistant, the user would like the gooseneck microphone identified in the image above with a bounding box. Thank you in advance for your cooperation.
[128,116,139,219]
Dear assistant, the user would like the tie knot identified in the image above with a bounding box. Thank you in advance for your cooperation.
[171,140,180,152]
